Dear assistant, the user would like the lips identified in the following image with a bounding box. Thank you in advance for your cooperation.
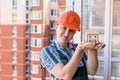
[61,36,68,41]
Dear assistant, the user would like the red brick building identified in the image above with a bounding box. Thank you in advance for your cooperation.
[0,0,66,80]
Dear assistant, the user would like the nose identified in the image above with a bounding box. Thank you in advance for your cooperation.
[64,29,70,36]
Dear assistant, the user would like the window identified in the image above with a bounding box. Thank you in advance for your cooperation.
[26,14,29,23]
[31,10,42,20]
[31,24,42,33]
[12,13,17,23]
[50,34,56,42]
[26,40,29,50]
[31,77,41,80]
[54,0,58,3]
[97,0,103,2]
[26,52,29,63]
[66,0,74,11]
[12,0,17,9]
[12,52,17,63]
[12,26,17,37]
[31,38,42,47]
[25,78,29,80]
[50,21,56,29]
[12,39,17,50]
[26,26,30,37]
[30,51,40,61]
[26,0,29,5]
[51,10,59,16]
[12,78,17,80]
[26,0,31,10]
[12,65,17,76]
[30,64,39,74]
[32,0,40,6]
[51,0,58,3]
[25,66,29,75]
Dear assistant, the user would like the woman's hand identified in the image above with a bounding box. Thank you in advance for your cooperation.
[94,42,105,49]
[76,42,105,52]
[85,42,105,50]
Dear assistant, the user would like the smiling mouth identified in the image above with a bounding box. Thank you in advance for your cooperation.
[62,36,68,41]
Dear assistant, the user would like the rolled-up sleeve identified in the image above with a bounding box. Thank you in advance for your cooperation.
[40,47,61,73]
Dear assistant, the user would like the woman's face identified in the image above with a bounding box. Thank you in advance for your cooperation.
[56,25,76,47]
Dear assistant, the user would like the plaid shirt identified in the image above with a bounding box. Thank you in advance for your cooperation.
[40,41,87,80]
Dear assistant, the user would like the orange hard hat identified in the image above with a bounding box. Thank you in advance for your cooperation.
[56,11,80,31]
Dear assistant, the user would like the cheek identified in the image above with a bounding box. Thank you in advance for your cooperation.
[56,29,63,36]
[56,30,62,38]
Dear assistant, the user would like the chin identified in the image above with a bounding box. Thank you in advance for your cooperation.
[61,40,69,44]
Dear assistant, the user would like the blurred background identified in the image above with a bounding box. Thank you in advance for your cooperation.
[0,0,120,80]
